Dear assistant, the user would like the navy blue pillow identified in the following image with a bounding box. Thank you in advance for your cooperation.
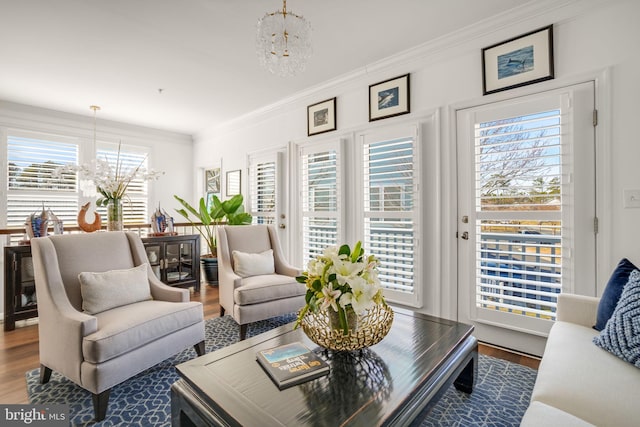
[594,258,638,331]
[593,269,640,368]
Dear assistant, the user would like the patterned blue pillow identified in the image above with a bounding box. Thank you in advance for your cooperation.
[593,269,640,368]
[594,258,638,331]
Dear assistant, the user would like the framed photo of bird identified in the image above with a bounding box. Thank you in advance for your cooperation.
[369,74,410,122]
[307,97,337,136]
[482,25,554,95]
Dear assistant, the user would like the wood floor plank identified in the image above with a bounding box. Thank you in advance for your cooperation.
[0,284,539,404]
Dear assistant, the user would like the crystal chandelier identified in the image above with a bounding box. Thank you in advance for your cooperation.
[256,0,312,77]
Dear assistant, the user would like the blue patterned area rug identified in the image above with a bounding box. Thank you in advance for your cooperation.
[26,315,537,426]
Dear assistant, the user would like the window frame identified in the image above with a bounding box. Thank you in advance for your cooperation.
[356,123,423,307]
[3,129,83,230]
[297,138,344,267]
[2,129,156,230]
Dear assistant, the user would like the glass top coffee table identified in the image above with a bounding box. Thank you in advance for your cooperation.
[171,309,477,427]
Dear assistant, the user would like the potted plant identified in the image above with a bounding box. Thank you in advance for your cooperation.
[173,193,252,284]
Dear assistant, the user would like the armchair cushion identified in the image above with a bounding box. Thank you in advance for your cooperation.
[232,249,275,278]
[234,274,305,305]
[593,269,640,368]
[79,263,152,315]
[82,300,203,364]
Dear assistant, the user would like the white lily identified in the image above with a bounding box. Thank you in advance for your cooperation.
[319,286,342,312]
[339,276,376,314]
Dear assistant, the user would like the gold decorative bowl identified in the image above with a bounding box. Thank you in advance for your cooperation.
[301,304,394,352]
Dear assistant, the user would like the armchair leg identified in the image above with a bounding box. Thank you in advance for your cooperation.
[39,365,52,384]
[240,324,248,341]
[194,340,205,356]
[220,306,225,317]
[92,389,111,422]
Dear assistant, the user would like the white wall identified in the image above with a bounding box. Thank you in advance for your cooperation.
[0,101,194,321]
[197,0,640,318]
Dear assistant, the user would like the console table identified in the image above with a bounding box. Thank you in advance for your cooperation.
[3,233,201,331]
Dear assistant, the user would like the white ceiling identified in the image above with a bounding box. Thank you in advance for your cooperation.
[0,0,532,135]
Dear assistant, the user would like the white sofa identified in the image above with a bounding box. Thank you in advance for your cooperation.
[521,293,640,427]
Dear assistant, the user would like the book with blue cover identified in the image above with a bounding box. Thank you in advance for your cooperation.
[256,342,329,389]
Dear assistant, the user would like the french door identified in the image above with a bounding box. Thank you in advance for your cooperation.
[456,82,596,355]
[247,148,288,249]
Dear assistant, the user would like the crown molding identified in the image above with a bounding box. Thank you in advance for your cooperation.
[197,0,613,141]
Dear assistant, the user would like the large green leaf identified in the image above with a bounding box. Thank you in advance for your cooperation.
[198,198,212,226]
[221,194,243,214]
[173,195,200,220]
[209,194,225,220]
[174,208,190,222]
[228,212,252,225]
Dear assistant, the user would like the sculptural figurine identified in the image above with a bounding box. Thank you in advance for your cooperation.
[78,202,102,232]
[25,207,49,239]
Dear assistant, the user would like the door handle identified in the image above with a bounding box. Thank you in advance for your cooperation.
[461,231,469,240]
[279,224,286,229]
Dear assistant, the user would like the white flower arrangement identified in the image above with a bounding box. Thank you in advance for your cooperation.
[295,241,387,333]
[54,143,163,207]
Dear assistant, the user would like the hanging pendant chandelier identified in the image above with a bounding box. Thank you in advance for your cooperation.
[256,0,312,77]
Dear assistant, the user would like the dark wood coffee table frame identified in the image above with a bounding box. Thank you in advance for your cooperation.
[171,309,477,427]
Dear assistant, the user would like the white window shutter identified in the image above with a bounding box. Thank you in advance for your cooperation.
[475,109,563,319]
[248,156,277,225]
[6,134,79,230]
[361,134,419,301]
[300,142,341,265]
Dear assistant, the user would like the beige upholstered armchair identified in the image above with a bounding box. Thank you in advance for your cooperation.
[31,232,205,422]
[216,225,305,340]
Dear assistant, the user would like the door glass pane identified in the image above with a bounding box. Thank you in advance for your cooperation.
[250,160,276,225]
[475,110,562,319]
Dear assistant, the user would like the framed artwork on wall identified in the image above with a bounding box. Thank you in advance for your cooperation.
[482,25,554,95]
[369,74,410,121]
[226,169,241,196]
[307,97,337,136]
[205,167,221,210]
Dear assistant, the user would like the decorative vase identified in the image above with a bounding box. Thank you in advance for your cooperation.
[107,199,124,231]
[328,306,359,332]
[301,304,394,352]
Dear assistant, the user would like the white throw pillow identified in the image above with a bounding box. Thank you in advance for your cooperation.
[233,249,275,278]
[79,263,152,314]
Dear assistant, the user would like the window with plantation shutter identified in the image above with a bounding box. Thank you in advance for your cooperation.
[300,141,341,265]
[249,155,277,225]
[475,110,563,320]
[360,128,419,305]
[6,133,79,230]
[457,83,596,353]
[95,145,149,224]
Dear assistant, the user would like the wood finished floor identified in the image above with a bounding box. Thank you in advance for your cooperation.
[0,284,540,404]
